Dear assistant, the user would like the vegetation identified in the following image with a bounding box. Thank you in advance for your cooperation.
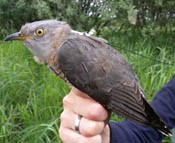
[1,0,175,36]
[0,0,175,143]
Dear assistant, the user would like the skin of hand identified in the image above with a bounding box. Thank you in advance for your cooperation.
[59,87,110,143]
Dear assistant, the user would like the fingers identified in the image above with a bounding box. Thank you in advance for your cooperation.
[59,87,110,143]
[59,127,102,143]
[80,118,105,137]
[60,109,105,136]
[63,87,108,121]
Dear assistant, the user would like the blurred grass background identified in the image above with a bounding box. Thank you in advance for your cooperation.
[0,41,69,143]
[0,30,175,142]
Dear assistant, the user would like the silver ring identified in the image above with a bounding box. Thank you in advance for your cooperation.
[74,115,82,132]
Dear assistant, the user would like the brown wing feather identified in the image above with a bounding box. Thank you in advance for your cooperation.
[58,34,171,135]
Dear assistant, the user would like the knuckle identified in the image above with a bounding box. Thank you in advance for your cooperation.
[60,112,65,122]
[58,126,65,138]
[62,95,71,106]
[60,110,68,123]
[59,127,71,142]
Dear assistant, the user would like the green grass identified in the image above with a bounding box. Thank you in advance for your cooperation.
[0,41,69,143]
[0,31,175,142]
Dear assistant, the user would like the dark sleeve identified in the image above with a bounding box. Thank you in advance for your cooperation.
[109,76,175,143]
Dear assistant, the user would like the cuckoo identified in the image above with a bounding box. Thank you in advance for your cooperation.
[4,20,171,135]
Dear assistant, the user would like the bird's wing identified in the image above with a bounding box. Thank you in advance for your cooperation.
[58,35,159,125]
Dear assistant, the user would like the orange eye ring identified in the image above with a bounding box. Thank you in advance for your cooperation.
[34,28,45,37]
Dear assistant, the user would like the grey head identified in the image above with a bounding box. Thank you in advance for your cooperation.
[4,20,72,59]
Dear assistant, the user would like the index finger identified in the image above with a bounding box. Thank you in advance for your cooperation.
[63,87,108,121]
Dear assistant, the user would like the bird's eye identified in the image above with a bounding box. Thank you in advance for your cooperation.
[34,28,45,37]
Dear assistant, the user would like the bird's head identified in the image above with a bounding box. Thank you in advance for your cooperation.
[4,20,71,60]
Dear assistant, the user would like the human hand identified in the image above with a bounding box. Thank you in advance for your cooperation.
[59,87,110,143]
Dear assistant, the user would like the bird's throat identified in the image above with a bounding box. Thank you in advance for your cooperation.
[45,50,69,83]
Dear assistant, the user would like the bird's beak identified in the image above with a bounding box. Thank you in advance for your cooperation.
[4,32,32,41]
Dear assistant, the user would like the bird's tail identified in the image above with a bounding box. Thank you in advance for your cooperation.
[144,99,172,136]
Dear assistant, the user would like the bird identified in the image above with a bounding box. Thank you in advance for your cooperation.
[4,19,171,136]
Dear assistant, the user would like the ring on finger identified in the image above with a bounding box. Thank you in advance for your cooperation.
[74,115,82,132]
